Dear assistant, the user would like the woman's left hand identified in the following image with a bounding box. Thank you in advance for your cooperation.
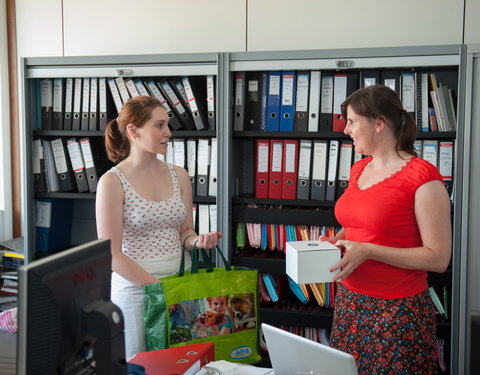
[330,240,371,282]
[195,232,223,249]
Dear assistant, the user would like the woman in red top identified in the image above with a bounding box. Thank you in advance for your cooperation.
[326,85,452,374]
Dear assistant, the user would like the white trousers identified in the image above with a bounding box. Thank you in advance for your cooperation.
[111,252,191,359]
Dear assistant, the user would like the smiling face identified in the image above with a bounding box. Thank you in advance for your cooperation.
[132,105,171,155]
[344,105,377,155]
[208,296,228,313]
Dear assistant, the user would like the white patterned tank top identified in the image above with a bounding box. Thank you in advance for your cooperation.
[108,163,187,260]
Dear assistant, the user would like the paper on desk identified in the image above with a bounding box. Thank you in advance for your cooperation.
[195,364,274,375]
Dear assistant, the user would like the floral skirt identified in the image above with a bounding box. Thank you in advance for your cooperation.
[330,284,437,375]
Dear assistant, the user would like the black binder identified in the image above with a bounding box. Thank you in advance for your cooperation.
[245,71,267,131]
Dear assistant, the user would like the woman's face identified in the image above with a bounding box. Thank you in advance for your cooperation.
[134,106,171,155]
[344,105,376,155]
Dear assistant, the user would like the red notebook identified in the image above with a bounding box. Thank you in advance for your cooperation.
[128,342,215,375]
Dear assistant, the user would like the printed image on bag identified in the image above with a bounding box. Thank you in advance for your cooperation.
[169,293,256,344]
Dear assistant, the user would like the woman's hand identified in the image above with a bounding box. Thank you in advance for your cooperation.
[195,232,223,249]
[330,240,371,282]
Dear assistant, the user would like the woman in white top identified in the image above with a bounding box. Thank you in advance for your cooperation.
[96,95,221,358]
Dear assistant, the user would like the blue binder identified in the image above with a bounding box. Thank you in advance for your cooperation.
[266,71,281,131]
[280,71,296,131]
[35,198,73,253]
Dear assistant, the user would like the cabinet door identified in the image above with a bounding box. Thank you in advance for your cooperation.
[62,0,247,55]
[247,0,463,51]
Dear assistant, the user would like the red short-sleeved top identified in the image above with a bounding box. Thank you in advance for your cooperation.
[334,156,444,299]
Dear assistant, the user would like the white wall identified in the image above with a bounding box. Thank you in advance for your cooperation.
[247,0,464,51]
[464,0,480,44]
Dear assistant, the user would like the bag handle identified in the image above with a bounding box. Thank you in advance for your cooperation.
[179,236,198,277]
[189,242,232,275]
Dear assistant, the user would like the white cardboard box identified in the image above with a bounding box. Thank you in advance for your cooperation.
[286,240,341,283]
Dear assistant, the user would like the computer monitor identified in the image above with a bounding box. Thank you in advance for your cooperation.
[16,239,128,375]
[471,311,480,374]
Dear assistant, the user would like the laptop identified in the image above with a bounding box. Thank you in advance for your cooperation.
[262,323,358,375]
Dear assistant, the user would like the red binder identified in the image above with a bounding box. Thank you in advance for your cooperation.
[268,139,284,199]
[128,342,214,375]
[255,139,270,198]
[333,74,347,132]
[281,139,299,200]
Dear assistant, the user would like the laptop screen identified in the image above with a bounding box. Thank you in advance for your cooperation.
[262,323,358,375]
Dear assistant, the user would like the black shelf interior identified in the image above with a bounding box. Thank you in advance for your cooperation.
[233,206,339,226]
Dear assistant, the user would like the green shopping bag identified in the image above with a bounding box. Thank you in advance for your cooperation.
[144,243,261,364]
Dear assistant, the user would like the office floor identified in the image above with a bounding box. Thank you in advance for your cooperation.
[0,331,16,374]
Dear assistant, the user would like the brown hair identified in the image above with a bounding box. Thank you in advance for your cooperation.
[340,84,417,157]
[104,95,164,162]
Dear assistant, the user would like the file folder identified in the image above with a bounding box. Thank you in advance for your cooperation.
[79,138,99,193]
[233,72,246,131]
[416,73,429,132]
[32,139,47,193]
[326,140,339,201]
[297,139,312,200]
[172,139,185,168]
[66,138,89,193]
[439,141,454,195]
[280,71,296,131]
[336,140,353,198]
[145,80,183,130]
[182,76,207,131]
[332,73,358,132]
[72,78,83,131]
[107,78,123,116]
[266,71,281,131]
[235,139,255,197]
[319,74,334,132]
[307,71,321,132]
[359,70,380,88]
[115,77,131,104]
[255,139,270,199]
[63,78,73,130]
[381,70,401,95]
[80,78,91,131]
[401,72,416,123]
[35,198,73,253]
[245,71,267,131]
[186,138,196,196]
[172,79,195,125]
[422,140,438,168]
[50,138,74,192]
[294,71,309,132]
[268,139,284,199]
[196,138,210,196]
[206,75,216,130]
[208,138,217,197]
[166,141,174,165]
[52,78,64,130]
[42,140,60,192]
[159,80,195,130]
[281,139,299,200]
[40,78,53,130]
[98,78,108,131]
[89,77,98,131]
[310,140,328,200]
[198,204,210,234]
[134,79,150,96]
[124,78,140,98]
[209,204,217,232]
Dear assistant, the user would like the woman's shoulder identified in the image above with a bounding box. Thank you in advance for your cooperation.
[407,156,443,184]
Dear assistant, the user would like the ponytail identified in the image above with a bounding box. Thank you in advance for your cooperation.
[105,118,130,163]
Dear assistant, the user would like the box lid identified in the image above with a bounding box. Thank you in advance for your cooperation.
[286,240,340,252]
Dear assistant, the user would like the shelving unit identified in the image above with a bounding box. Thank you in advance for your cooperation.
[225,45,466,374]
[18,46,470,374]
[20,53,222,263]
